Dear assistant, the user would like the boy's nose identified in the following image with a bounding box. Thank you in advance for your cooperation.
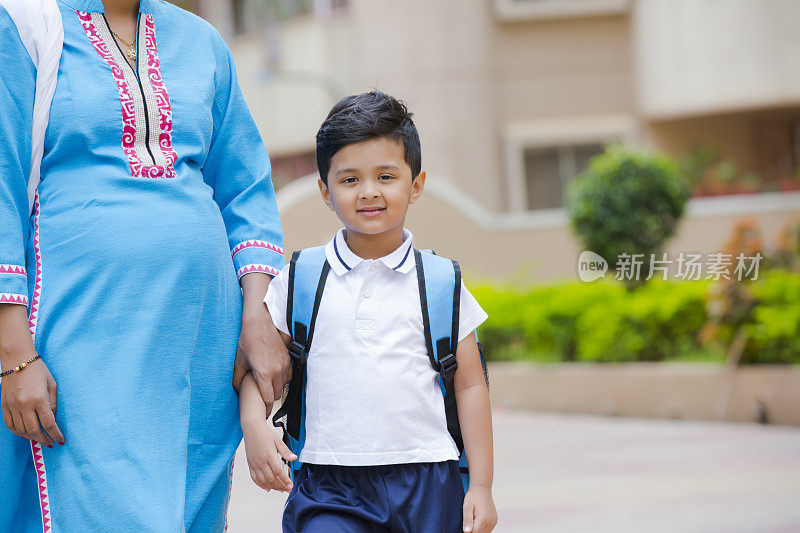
[358,184,380,199]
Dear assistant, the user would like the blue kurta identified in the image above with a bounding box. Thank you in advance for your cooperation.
[0,1,284,531]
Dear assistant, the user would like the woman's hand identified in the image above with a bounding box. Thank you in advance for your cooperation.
[233,273,291,414]
[1,357,63,447]
[462,484,498,533]
[234,309,291,414]
[0,303,64,447]
[242,417,296,493]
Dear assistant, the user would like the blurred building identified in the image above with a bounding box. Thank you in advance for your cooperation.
[184,0,800,282]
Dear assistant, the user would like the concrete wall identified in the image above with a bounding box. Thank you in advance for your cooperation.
[492,13,635,122]
[634,0,800,119]
[488,362,800,426]
[277,175,800,284]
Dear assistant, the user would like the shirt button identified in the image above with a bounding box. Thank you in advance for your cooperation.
[363,289,372,298]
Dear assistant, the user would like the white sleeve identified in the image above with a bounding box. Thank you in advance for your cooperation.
[263,263,291,337]
[457,280,488,342]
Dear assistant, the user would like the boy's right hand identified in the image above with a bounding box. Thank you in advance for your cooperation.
[242,418,297,493]
[463,484,498,532]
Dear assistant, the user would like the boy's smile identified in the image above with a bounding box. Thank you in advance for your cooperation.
[357,206,386,218]
[319,137,425,259]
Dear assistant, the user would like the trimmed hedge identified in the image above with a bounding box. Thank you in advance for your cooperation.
[567,146,690,282]
[742,270,800,364]
[473,270,800,364]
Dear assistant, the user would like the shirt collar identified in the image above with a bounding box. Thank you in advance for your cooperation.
[325,228,415,276]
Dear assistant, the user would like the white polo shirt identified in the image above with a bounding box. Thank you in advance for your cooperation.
[264,228,488,466]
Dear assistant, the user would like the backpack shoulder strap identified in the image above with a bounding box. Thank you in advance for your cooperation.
[273,245,330,480]
[286,245,329,357]
[414,249,461,374]
[414,248,470,492]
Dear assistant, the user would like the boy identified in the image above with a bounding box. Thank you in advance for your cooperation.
[239,91,497,533]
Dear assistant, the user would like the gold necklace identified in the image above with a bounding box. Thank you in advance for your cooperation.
[110,27,136,61]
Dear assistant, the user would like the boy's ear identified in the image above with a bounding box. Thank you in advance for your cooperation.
[318,178,334,211]
[409,171,426,205]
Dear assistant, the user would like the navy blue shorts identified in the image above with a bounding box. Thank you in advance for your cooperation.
[282,461,465,533]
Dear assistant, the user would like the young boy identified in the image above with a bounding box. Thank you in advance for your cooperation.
[239,91,497,533]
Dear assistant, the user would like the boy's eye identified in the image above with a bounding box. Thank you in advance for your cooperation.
[341,177,358,184]
[378,174,395,181]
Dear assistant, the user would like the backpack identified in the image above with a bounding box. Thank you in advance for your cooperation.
[271,245,488,493]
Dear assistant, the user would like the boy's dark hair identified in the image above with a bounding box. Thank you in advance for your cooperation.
[316,91,421,184]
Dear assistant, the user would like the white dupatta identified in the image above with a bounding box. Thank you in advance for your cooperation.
[1,0,63,214]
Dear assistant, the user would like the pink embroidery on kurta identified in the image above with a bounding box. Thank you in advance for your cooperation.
[236,264,281,279]
[78,11,146,177]
[231,240,285,259]
[0,264,27,276]
[28,193,42,339]
[142,15,178,178]
[78,11,176,179]
[27,193,50,533]
[0,293,28,305]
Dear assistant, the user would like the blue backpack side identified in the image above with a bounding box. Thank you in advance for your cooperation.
[272,246,485,494]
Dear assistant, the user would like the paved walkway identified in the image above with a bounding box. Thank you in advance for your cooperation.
[227,410,800,532]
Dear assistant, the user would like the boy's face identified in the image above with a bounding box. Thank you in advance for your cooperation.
[319,137,425,239]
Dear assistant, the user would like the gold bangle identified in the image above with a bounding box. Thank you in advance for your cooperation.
[0,355,41,378]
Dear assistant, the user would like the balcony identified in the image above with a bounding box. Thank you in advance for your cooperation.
[633,0,800,120]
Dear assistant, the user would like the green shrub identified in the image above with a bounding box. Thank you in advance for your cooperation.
[740,270,800,364]
[567,146,690,282]
[473,272,798,364]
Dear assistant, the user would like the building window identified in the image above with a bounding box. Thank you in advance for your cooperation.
[523,143,604,209]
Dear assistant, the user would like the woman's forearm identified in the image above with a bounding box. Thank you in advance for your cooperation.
[240,272,271,318]
[0,304,36,371]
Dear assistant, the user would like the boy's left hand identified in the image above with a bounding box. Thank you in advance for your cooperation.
[242,418,297,493]
[462,484,498,533]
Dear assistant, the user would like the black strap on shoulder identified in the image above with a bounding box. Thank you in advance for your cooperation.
[304,260,330,355]
[273,255,331,442]
[443,259,464,452]
[285,252,308,365]
[286,251,301,334]
[414,249,438,371]
[451,260,461,355]
[414,248,465,454]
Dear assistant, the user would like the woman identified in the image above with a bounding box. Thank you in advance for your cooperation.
[0,0,289,530]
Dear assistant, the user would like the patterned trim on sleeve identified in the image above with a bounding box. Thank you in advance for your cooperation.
[0,293,29,305]
[236,264,281,279]
[231,240,284,259]
[0,264,27,276]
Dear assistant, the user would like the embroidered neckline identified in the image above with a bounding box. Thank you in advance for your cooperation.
[77,10,177,178]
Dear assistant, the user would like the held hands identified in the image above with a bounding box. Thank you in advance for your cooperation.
[242,417,297,493]
[232,305,292,414]
[1,356,64,447]
[463,484,498,533]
